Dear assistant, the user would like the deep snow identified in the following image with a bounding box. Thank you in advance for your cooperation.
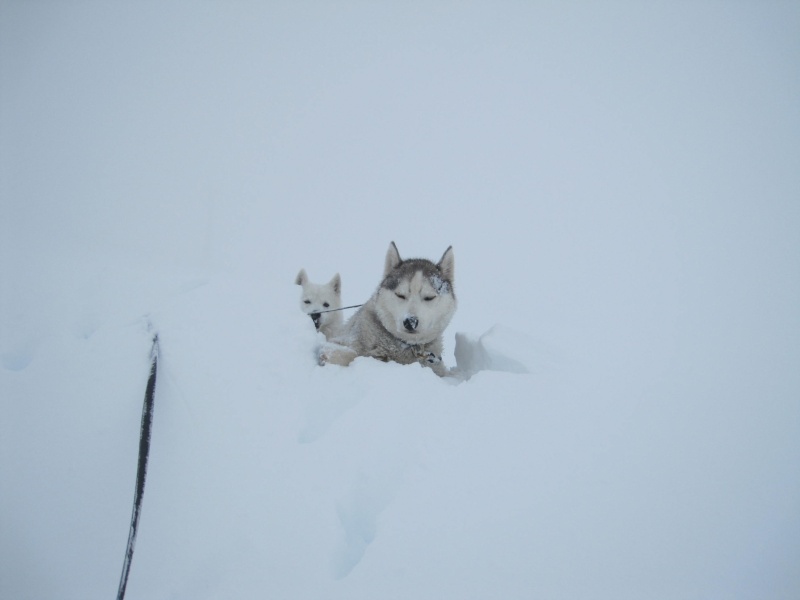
[2,2,799,599]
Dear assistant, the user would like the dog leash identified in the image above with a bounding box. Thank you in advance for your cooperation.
[309,304,363,330]
[117,331,159,600]
[313,303,363,314]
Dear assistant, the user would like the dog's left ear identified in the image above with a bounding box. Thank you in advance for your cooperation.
[329,273,341,295]
[384,241,402,276]
[437,246,454,281]
[295,268,308,286]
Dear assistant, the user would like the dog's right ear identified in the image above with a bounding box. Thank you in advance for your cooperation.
[384,241,402,276]
[329,273,341,295]
[295,269,307,286]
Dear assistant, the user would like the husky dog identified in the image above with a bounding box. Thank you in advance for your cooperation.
[295,269,343,340]
[321,242,457,377]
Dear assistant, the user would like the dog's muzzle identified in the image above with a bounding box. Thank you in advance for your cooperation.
[310,313,321,330]
[403,316,419,333]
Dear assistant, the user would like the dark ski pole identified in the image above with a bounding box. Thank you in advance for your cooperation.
[117,332,159,600]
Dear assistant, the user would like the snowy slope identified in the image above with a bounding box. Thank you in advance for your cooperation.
[2,2,799,599]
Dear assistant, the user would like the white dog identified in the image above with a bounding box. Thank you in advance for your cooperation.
[295,269,343,340]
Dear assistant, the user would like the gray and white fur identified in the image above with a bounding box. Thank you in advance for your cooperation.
[320,241,456,377]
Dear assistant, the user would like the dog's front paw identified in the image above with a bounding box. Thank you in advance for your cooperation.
[317,348,329,366]
[421,351,441,365]
[317,342,358,367]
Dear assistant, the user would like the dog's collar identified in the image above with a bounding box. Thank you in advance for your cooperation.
[400,340,444,365]
[399,339,426,355]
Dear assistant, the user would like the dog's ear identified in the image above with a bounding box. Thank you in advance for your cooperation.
[295,269,307,286]
[329,273,341,295]
[384,241,402,276]
[437,246,454,282]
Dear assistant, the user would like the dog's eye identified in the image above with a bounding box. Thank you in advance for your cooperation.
[303,300,311,304]
[323,302,330,308]
[395,293,407,300]
[423,296,436,302]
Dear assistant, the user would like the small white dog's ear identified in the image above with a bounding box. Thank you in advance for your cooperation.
[329,273,341,295]
[437,246,454,281]
[384,241,402,276]
[295,269,307,286]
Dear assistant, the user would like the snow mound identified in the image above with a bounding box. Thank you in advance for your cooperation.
[454,324,567,380]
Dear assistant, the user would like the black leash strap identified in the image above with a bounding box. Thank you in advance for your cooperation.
[117,333,159,600]
[315,303,363,314]
[309,304,363,330]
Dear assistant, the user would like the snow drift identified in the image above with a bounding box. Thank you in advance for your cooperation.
[2,2,799,599]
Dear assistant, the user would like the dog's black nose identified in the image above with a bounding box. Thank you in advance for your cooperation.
[403,316,419,332]
[310,313,321,330]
